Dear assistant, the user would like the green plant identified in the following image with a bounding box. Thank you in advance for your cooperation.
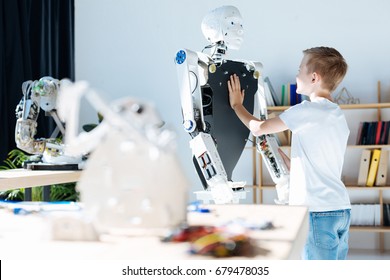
[0,148,79,202]
[0,148,29,170]
[82,112,103,132]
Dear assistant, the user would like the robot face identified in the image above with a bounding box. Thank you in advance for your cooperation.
[33,77,59,112]
[40,94,57,112]
[201,5,244,50]
[221,14,243,50]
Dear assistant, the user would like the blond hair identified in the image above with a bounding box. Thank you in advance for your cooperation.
[303,47,348,92]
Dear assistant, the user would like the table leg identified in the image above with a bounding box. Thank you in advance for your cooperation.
[43,186,51,201]
[24,188,32,201]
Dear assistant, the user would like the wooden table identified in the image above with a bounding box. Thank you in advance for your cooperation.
[0,169,82,200]
[0,203,308,260]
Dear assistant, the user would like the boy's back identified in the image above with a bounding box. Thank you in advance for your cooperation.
[280,97,351,211]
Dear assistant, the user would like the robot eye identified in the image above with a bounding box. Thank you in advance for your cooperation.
[131,103,143,114]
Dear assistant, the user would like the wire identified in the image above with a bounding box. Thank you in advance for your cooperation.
[189,71,198,94]
[201,44,214,53]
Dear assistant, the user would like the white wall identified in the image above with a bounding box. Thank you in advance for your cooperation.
[75,0,390,248]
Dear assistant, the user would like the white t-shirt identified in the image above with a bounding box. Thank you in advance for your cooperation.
[279,97,351,212]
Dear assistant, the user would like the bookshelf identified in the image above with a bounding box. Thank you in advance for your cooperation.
[250,85,390,253]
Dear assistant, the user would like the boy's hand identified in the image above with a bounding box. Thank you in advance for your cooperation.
[228,74,245,110]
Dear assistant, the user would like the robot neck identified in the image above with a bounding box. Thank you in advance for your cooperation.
[211,41,227,64]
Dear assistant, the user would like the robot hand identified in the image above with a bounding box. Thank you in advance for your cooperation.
[14,118,64,155]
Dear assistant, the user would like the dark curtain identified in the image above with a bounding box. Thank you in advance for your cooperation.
[0,0,74,162]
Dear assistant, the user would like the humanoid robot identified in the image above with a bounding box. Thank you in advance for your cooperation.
[15,76,82,169]
[175,6,289,204]
[56,81,188,231]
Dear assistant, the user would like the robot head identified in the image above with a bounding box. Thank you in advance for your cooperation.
[33,77,60,112]
[201,5,243,50]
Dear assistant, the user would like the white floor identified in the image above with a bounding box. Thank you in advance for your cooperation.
[348,249,390,260]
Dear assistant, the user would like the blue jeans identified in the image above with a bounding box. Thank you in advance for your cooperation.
[302,209,351,260]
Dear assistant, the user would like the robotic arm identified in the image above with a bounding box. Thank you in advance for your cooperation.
[176,48,235,204]
[253,71,290,204]
[56,81,189,230]
[15,77,63,153]
[15,76,81,166]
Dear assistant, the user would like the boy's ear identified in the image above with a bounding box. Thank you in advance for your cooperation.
[312,72,319,83]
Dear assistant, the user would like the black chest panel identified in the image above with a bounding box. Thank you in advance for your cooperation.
[203,60,258,180]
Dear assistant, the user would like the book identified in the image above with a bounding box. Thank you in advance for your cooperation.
[357,149,371,186]
[264,77,281,106]
[383,121,390,144]
[289,83,297,105]
[370,122,377,145]
[384,204,390,226]
[281,84,286,106]
[351,204,380,226]
[356,121,390,145]
[359,122,369,145]
[375,149,388,186]
[356,122,363,145]
[263,80,275,106]
[375,121,382,145]
[286,83,291,106]
[366,149,381,187]
[365,122,376,145]
[381,121,390,144]
[378,121,388,145]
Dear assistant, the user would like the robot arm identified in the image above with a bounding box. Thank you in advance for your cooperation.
[175,49,208,134]
[56,81,189,230]
[15,77,63,155]
[175,49,235,204]
[252,67,290,204]
[57,80,174,157]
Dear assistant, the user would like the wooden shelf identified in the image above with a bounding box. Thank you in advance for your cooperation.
[350,226,390,233]
[348,145,390,149]
[248,145,390,150]
[346,186,390,190]
[257,185,390,190]
[260,185,276,189]
[268,102,390,111]
[243,184,257,189]
[340,103,390,109]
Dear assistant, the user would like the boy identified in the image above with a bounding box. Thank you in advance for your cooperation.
[228,47,351,260]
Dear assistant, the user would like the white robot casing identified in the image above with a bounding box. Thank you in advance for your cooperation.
[175,5,290,204]
[58,82,189,232]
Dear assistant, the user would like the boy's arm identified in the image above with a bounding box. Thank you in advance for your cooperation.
[228,74,288,136]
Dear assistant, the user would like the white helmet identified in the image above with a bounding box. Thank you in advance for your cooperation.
[201,5,244,50]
